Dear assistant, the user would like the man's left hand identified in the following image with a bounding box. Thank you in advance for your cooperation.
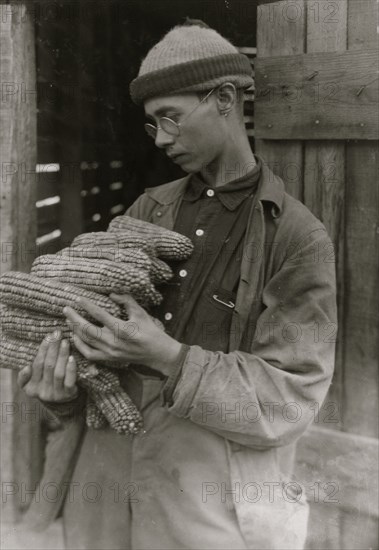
[63,294,183,376]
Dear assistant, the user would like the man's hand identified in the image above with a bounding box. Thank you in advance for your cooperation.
[63,294,183,377]
[17,331,79,403]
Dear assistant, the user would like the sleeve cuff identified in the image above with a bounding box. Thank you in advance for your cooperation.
[160,344,191,406]
[39,388,87,420]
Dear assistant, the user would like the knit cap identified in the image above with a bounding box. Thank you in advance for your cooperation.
[130,20,254,105]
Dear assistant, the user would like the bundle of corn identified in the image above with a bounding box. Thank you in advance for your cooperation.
[0,335,143,434]
[0,218,193,434]
[107,215,194,260]
[0,272,123,319]
[0,272,142,434]
[31,255,163,305]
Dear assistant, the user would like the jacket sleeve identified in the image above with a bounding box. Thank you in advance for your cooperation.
[39,387,87,421]
[166,226,337,449]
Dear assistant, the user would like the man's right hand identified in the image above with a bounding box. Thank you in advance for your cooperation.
[17,330,79,403]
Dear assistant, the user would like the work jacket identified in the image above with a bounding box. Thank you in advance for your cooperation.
[26,159,337,549]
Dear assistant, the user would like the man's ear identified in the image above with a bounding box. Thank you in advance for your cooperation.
[216,82,237,114]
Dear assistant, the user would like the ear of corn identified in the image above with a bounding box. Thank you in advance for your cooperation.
[71,232,156,257]
[58,247,173,284]
[31,255,163,306]
[0,272,122,319]
[1,305,71,342]
[0,334,143,435]
[107,215,194,260]
[149,257,173,284]
[86,395,108,429]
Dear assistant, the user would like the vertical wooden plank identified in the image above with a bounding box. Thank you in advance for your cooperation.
[305,503,341,550]
[0,2,42,517]
[340,509,379,550]
[304,0,348,436]
[343,143,378,437]
[340,1,379,545]
[348,0,378,50]
[343,0,379,438]
[256,0,305,199]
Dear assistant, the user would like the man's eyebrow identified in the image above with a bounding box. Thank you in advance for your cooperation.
[145,106,180,120]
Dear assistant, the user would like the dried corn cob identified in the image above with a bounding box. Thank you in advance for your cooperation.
[0,272,122,319]
[58,246,151,269]
[31,255,162,306]
[58,247,173,284]
[91,388,142,434]
[86,395,108,429]
[149,257,173,284]
[1,305,71,342]
[0,335,142,435]
[71,232,156,257]
[107,215,194,260]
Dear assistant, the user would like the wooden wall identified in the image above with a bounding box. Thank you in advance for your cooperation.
[0,2,42,520]
[256,1,378,548]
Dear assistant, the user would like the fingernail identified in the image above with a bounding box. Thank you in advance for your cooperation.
[68,355,75,363]
[61,339,68,348]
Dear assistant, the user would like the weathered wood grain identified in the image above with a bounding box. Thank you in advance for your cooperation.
[255,0,305,199]
[0,2,42,517]
[341,0,379,440]
[343,142,379,438]
[304,0,347,434]
[255,49,379,139]
[296,425,379,518]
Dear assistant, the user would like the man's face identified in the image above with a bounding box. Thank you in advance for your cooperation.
[144,92,226,174]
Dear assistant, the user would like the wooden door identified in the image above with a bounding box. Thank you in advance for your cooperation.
[254,1,378,548]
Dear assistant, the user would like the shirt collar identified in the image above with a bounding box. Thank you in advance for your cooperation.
[145,155,285,216]
[183,159,261,211]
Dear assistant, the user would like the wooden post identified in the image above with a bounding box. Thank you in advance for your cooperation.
[303,1,347,432]
[256,0,305,200]
[0,2,42,518]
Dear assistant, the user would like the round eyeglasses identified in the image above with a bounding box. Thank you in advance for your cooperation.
[144,88,215,140]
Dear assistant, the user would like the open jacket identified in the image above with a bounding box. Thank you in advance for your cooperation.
[27,159,337,549]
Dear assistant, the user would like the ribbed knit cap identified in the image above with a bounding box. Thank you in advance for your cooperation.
[130,20,254,105]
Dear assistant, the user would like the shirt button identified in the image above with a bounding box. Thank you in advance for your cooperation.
[195,229,204,236]
[179,269,187,277]
[206,189,215,197]
[164,312,173,321]
[156,211,162,217]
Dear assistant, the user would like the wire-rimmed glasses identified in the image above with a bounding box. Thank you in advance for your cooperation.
[144,88,215,139]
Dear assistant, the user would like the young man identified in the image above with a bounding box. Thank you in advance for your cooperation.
[18,21,337,550]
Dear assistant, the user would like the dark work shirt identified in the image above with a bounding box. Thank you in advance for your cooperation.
[151,158,262,353]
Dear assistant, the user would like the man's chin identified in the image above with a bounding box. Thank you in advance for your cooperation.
[175,157,202,174]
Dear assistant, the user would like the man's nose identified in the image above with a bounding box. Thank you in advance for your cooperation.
[155,127,175,149]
